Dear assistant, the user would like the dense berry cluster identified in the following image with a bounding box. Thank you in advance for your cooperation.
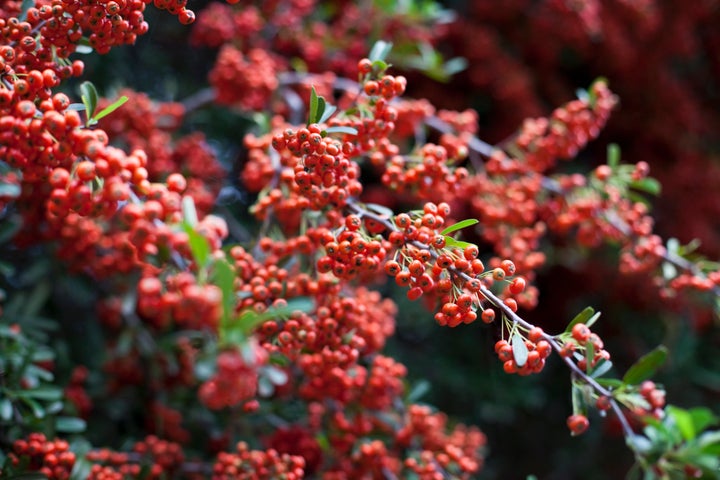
[212,442,305,480]
[7,434,76,480]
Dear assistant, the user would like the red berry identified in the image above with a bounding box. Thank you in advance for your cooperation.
[566,414,590,435]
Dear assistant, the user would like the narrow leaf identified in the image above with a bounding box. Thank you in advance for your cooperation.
[183,226,211,269]
[586,311,602,329]
[79,81,98,119]
[315,96,326,124]
[607,143,620,169]
[324,125,357,135]
[512,332,528,367]
[182,196,198,227]
[591,360,613,378]
[440,218,479,236]
[596,378,624,389]
[630,177,661,196]
[55,416,86,433]
[0,398,12,420]
[18,0,33,21]
[622,345,668,385]
[368,40,393,62]
[21,385,63,401]
[442,237,474,249]
[308,87,319,126]
[318,104,338,124]
[0,183,21,198]
[565,306,595,333]
[211,258,235,327]
[407,380,431,403]
[93,95,129,122]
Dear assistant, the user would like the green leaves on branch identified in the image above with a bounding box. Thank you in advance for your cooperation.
[598,144,661,204]
[307,87,357,135]
[395,41,467,82]
[627,405,720,479]
[78,81,128,127]
[565,306,601,333]
[440,218,478,249]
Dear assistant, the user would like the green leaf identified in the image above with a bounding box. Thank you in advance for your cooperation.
[318,104,337,124]
[93,95,129,122]
[591,359,613,378]
[440,218,479,236]
[18,0,33,21]
[368,40,393,62]
[0,182,21,198]
[668,405,696,441]
[19,385,63,401]
[442,237,474,249]
[20,397,45,418]
[0,397,12,421]
[324,125,356,135]
[407,379,430,403]
[7,474,50,480]
[585,338,595,374]
[183,224,210,268]
[211,258,235,328]
[629,177,661,196]
[79,81,98,120]
[512,332,528,367]
[55,416,86,433]
[688,407,719,434]
[586,311,602,329]
[66,103,87,111]
[607,143,620,169]
[308,86,321,125]
[596,378,624,389]
[622,345,668,385]
[697,431,720,455]
[442,57,468,76]
[182,196,199,227]
[565,306,595,333]
[75,37,93,54]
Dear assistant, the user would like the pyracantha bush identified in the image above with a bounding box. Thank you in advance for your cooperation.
[0,1,719,479]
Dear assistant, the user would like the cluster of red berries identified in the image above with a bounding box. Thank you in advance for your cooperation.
[137,272,223,331]
[85,436,183,479]
[396,404,485,478]
[316,214,390,279]
[210,46,280,111]
[212,442,305,480]
[494,326,553,375]
[633,380,667,419]
[561,322,611,373]
[272,124,362,209]
[64,365,92,418]
[7,433,76,480]
[199,345,268,411]
[381,143,470,199]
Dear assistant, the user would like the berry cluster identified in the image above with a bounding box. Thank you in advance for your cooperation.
[212,442,305,480]
[7,433,76,480]
[316,214,390,279]
[199,345,268,411]
[85,436,184,479]
[210,46,280,111]
[494,326,553,375]
[272,124,362,209]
